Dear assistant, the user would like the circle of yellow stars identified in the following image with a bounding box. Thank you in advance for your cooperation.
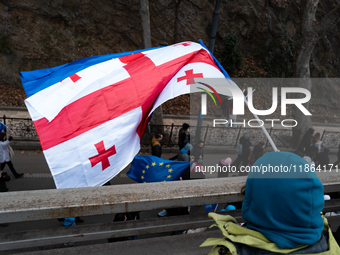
[141,162,173,183]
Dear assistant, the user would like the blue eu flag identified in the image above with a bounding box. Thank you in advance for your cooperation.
[0,122,7,132]
[127,155,190,183]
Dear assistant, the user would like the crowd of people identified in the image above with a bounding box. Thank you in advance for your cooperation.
[151,123,207,177]
[150,124,340,178]
[2,122,340,252]
[149,124,340,253]
[297,128,338,170]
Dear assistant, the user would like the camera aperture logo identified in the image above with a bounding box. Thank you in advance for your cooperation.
[195,80,312,128]
[196,82,223,108]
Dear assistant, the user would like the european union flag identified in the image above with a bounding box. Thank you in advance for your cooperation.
[0,122,7,132]
[205,204,218,212]
[127,155,190,183]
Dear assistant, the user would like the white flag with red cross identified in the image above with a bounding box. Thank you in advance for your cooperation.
[21,41,228,189]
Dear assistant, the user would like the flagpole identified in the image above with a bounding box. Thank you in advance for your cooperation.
[243,98,278,152]
[195,0,221,141]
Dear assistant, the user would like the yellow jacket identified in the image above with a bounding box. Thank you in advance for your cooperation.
[200,213,340,255]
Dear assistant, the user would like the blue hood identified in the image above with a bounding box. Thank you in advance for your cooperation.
[180,147,188,154]
[242,152,324,249]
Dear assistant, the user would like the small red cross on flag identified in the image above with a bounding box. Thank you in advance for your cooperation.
[174,42,192,47]
[60,73,82,83]
[177,69,204,85]
[89,141,117,171]
[69,73,82,83]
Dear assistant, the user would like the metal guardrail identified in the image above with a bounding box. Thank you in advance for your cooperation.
[0,177,245,251]
[1,173,340,252]
[0,178,246,224]
[1,115,39,141]
[1,115,339,148]
[321,130,340,150]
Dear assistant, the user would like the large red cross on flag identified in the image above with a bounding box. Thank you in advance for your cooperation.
[22,41,228,189]
[177,69,204,85]
[89,141,117,171]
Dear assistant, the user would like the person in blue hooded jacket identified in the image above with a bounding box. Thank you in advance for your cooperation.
[201,151,340,254]
[178,143,192,162]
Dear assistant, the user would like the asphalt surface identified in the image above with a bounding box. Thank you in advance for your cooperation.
[1,150,340,254]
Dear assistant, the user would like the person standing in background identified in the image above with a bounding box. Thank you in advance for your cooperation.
[0,132,24,179]
[312,132,322,152]
[178,123,190,150]
[232,133,251,169]
[192,140,204,165]
[298,128,314,154]
[151,133,163,158]
[249,141,265,166]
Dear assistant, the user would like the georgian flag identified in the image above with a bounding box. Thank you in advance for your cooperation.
[21,41,229,189]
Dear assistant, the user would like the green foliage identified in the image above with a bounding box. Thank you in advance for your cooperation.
[0,34,10,54]
[220,33,243,77]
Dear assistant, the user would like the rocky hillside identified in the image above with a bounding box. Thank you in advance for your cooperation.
[0,0,339,123]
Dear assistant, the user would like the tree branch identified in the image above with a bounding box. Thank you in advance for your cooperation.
[314,3,340,38]
[300,0,319,33]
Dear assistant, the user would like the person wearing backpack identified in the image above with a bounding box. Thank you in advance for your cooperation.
[232,133,251,170]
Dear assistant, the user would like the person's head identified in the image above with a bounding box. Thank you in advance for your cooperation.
[184,143,193,152]
[312,132,321,144]
[155,133,163,141]
[0,133,6,142]
[242,152,324,249]
[225,204,236,211]
[243,133,250,140]
[114,213,127,222]
[197,140,204,147]
[257,141,265,149]
[323,147,330,154]
[220,157,232,166]
[221,204,236,212]
[182,123,190,131]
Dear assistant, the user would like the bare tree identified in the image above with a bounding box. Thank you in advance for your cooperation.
[140,0,163,125]
[293,0,340,146]
[140,0,152,49]
[173,0,182,43]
